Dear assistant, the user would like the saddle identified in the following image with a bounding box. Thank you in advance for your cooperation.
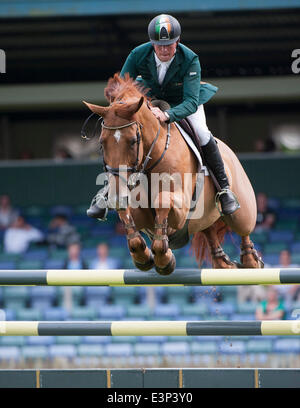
[151,99,222,193]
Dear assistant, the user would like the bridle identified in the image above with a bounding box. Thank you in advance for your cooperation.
[81,100,171,187]
[101,120,143,177]
[101,118,171,182]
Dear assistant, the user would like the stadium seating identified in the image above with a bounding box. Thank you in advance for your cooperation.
[0,198,299,365]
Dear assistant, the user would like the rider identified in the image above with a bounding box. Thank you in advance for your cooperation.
[87,14,239,219]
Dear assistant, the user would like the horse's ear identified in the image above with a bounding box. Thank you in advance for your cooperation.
[115,97,144,120]
[83,101,109,117]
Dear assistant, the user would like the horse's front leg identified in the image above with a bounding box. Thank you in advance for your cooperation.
[151,192,179,275]
[118,209,154,271]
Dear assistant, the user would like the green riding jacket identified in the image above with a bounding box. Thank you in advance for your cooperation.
[120,42,218,123]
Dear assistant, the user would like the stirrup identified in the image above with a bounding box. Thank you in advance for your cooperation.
[89,187,109,222]
[215,188,240,217]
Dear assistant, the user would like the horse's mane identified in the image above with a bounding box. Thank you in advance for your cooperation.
[104,73,148,103]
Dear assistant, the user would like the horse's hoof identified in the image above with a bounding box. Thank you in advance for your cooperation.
[133,252,155,271]
[155,253,176,276]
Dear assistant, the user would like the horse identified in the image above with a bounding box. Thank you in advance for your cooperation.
[83,73,263,275]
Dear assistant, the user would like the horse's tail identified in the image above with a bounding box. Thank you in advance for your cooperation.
[191,219,231,266]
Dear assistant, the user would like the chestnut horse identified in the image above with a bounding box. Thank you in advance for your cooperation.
[84,74,263,275]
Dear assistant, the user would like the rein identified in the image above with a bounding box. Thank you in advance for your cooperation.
[81,112,103,140]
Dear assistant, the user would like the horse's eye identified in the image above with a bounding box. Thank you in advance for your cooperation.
[130,138,137,147]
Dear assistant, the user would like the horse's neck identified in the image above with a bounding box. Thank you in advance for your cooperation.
[139,109,169,154]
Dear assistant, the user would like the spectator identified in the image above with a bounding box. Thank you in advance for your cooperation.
[238,250,268,303]
[238,286,266,304]
[253,137,277,153]
[290,286,300,303]
[19,150,34,160]
[255,286,285,320]
[0,195,18,229]
[264,137,277,153]
[47,214,80,248]
[253,138,266,153]
[3,215,44,254]
[276,250,298,268]
[90,243,121,269]
[255,192,276,231]
[54,147,73,161]
[275,250,300,301]
[63,243,88,270]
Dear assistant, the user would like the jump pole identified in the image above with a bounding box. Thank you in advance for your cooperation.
[0,321,299,336]
[0,268,299,286]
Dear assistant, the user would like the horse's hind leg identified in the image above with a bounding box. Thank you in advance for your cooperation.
[203,225,237,269]
[239,236,264,268]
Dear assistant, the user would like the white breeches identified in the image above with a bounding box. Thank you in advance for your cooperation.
[186,104,211,146]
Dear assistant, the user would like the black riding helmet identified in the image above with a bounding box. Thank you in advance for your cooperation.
[148,14,181,46]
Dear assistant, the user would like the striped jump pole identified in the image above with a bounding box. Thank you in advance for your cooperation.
[0,321,299,336]
[0,268,299,286]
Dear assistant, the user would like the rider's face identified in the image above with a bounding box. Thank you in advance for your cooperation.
[153,42,178,62]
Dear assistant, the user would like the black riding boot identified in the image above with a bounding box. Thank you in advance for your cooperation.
[201,135,240,215]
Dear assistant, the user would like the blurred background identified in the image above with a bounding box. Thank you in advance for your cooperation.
[0,0,300,370]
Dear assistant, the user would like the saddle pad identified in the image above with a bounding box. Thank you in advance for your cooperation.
[174,122,209,176]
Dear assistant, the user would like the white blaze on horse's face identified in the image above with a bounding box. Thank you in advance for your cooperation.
[113,130,121,143]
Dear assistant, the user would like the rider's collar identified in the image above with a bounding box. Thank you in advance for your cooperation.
[154,52,176,68]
